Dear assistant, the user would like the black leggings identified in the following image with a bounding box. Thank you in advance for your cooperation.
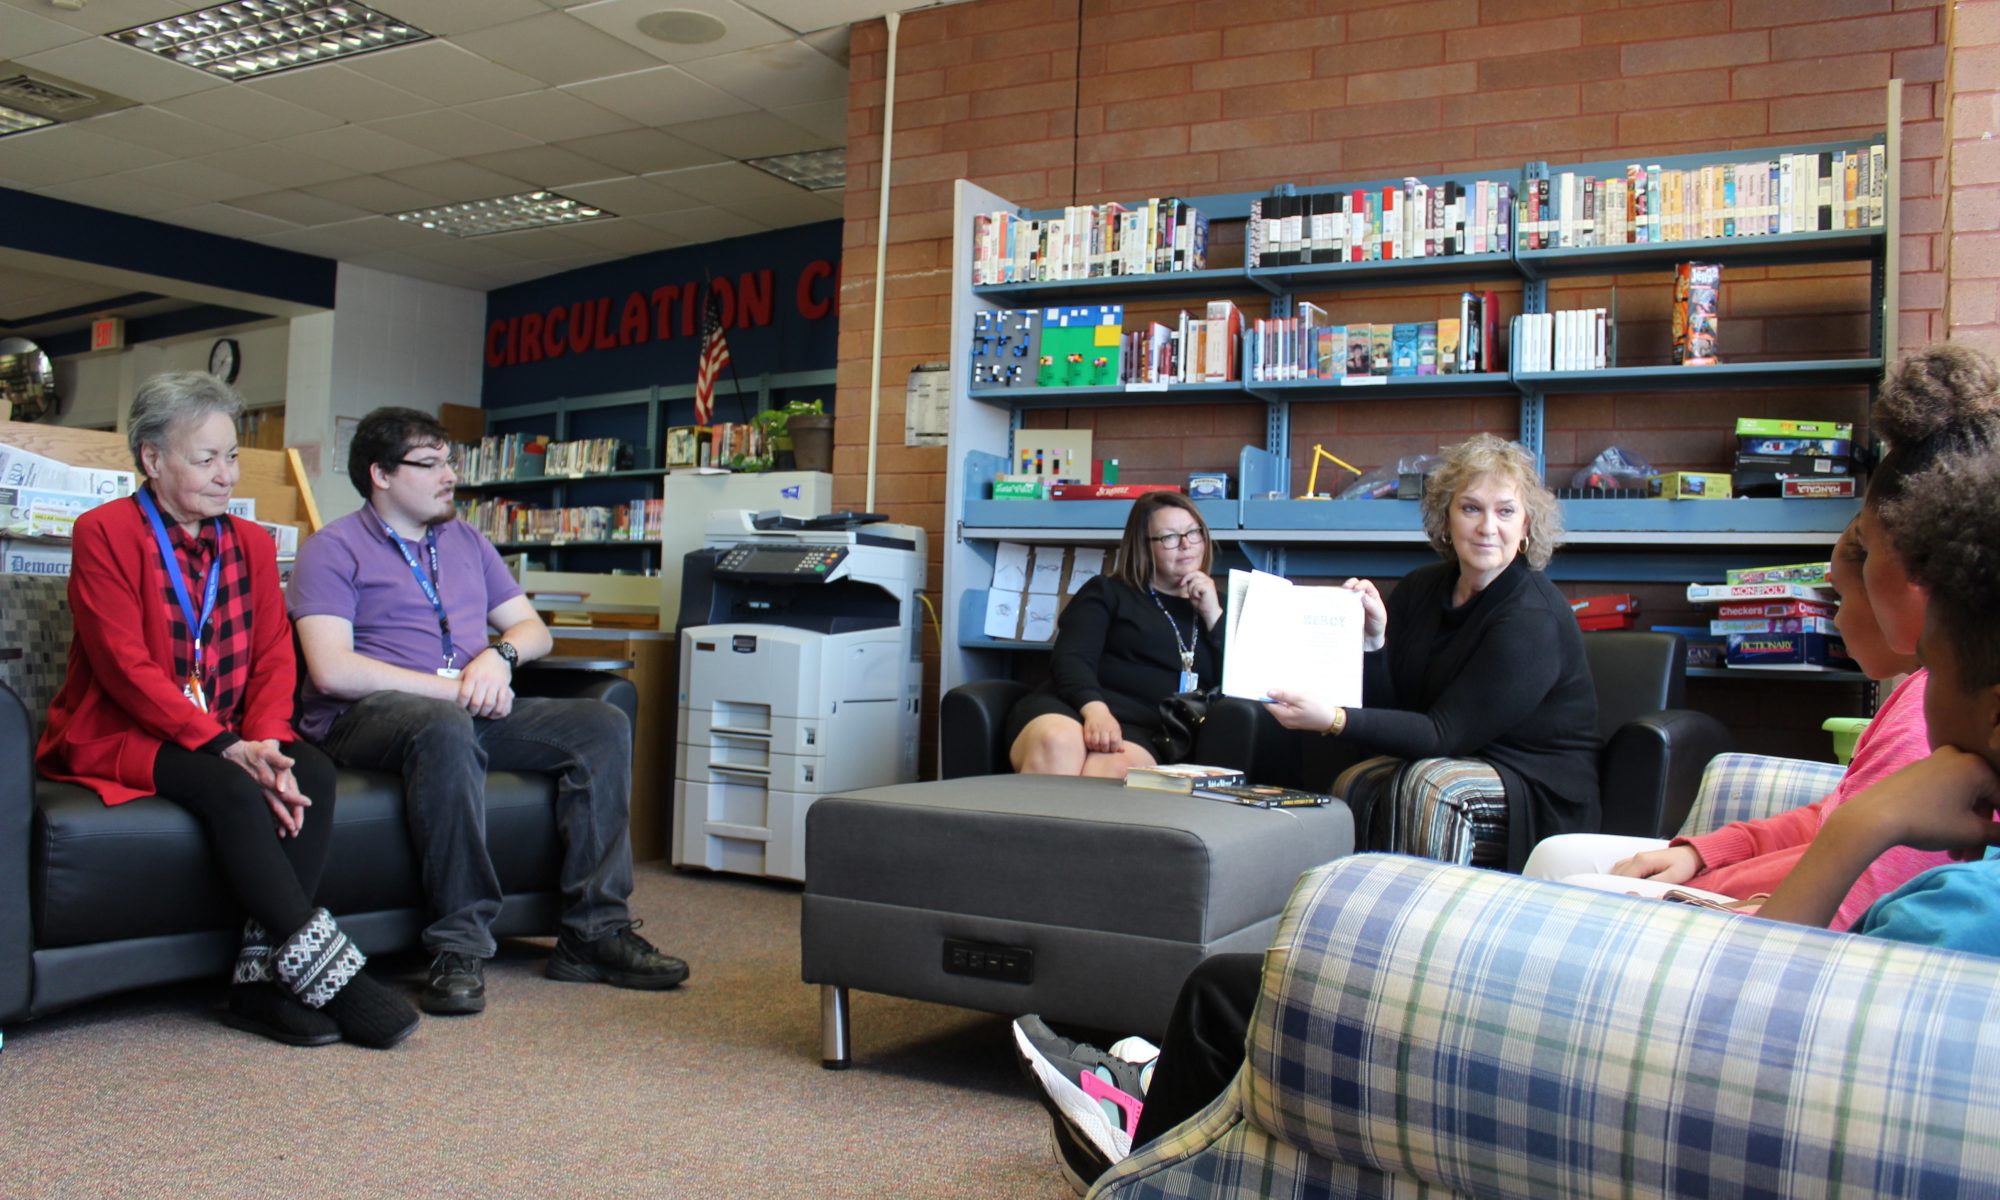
[152,740,339,939]
[1131,951,1262,1148]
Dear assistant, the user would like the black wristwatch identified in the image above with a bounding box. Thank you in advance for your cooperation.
[491,640,519,670]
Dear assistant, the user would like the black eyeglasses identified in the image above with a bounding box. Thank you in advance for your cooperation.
[394,457,452,473]
[1149,529,1206,549]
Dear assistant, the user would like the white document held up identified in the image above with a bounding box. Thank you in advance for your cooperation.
[1222,569,1364,708]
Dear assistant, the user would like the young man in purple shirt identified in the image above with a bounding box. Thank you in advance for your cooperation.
[290,407,686,1015]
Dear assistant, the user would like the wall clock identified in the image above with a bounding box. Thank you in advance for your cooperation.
[208,338,240,384]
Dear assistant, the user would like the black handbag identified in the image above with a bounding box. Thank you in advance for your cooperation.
[1154,687,1220,763]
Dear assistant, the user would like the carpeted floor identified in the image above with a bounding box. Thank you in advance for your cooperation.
[1,863,1074,1199]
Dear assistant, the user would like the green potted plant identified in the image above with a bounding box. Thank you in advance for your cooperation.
[752,399,829,472]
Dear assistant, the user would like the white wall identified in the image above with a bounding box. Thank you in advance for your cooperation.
[288,263,487,523]
[51,320,292,432]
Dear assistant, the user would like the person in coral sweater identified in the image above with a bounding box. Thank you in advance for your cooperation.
[1524,345,2000,923]
[35,372,417,1050]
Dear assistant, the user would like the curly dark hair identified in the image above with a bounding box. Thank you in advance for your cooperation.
[1868,345,2000,526]
[348,406,452,499]
[1883,447,2000,689]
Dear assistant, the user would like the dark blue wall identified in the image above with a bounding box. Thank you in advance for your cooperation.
[480,220,841,412]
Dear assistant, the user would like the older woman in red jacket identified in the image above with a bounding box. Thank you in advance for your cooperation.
[36,372,416,1049]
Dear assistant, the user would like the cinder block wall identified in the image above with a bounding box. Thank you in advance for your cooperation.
[837,0,1952,769]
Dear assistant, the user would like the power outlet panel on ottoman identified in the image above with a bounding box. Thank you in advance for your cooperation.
[800,775,1353,1066]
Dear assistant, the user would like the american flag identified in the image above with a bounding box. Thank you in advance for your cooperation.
[694,289,730,425]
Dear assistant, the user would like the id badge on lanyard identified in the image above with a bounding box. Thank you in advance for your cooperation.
[382,520,458,677]
[138,489,221,714]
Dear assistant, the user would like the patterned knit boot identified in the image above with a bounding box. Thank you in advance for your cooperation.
[273,909,419,1049]
[222,919,339,1048]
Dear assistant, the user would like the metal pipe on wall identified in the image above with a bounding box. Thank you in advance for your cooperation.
[864,11,901,512]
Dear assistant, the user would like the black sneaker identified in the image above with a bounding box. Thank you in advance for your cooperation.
[547,920,689,990]
[421,951,487,1015]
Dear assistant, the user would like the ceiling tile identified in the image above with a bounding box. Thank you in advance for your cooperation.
[252,225,388,258]
[243,65,438,125]
[458,144,617,189]
[2,126,173,180]
[35,176,205,217]
[736,0,904,35]
[452,11,664,86]
[298,175,451,215]
[368,0,548,36]
[565,0,792,65]
[161,87,344,141]
[74,106,251,158]
[367,109,538,157]
[476,227,601,261]
[156,202,302,241]
[561,128,724,176]
[559,65,751,127]
[274,125,446,174]
[773,99,847,146]
[555,175,702,218]
[646,160,807,205]
[638,206,770,244]
[380,160,533,203]
[197,143,357,190]
[733,190,845,230]
[2,0,191,36]
[457,90,638,142]
[680,40,848,109]
[230,189,377,226]
[341,41,544,107]
[0,3,94,58]
[301,215,446,251]
[18,37,224,104]
[348,249,507,289]
[117,158,273,204]
[664,111,827,159]
[556,217,689,255]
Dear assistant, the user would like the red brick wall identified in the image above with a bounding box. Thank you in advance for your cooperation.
[1947,0,2000,353]
[839,0,1948,767]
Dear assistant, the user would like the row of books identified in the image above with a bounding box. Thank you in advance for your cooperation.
[1510,309,1612,373]
[1248,292,1501,382]
[1248,178,1517,266]
[971,199,1210,284]
[452,434,546,485]
[541,438,623,478]
[453,498,662,545]
[1518,150,1887,250]
[1122,302,1244,384]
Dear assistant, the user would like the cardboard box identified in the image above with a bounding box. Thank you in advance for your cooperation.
[1726,631,1858,671]
[1650,471,1732,499]
[1,537,71,576]
[1733,417,1854,440]
[1186,472,1228,501]
[1725,561,1831,587]
[991,479,1045,500]
[1716,599,1835,619]
[1569,593,1639,619]
[1782,477,1856,499]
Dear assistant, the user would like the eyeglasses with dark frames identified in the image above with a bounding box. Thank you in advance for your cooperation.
[1149,528,1206,549]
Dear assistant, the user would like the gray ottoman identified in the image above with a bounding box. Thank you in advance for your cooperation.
[800,774,1353,1066]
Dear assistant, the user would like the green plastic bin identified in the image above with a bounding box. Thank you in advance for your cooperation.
[1823,717,1872,766]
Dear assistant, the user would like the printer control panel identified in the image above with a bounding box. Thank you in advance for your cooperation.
[715,543,849,581]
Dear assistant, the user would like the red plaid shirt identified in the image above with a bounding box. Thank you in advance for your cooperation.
[159,514,255,733]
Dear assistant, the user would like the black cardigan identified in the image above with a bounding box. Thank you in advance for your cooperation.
[1341,555,1601,869]
[1042,574,1224,743]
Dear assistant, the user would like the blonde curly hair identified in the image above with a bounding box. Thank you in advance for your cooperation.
[1418,433,1563,571]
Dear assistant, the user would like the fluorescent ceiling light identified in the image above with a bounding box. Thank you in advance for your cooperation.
[392,191,616,239]
[745,149,845,192]
[0,103,54,138]
[108,2,430,80]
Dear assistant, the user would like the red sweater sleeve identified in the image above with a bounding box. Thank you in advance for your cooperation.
[66,509,230,751]
[1677,799,1828,870]
[233,519,298,745]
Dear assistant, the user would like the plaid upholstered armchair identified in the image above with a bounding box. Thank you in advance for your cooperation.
[1093,754,2000,1198]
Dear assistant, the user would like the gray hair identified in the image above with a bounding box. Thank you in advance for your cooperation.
[128,371,244,474]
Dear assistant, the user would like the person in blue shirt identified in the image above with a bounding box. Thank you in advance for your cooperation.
[1758,437,2000,947]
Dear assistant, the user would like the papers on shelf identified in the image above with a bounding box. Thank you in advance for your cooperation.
[984,589,1022,639]
[1066,547,1105,593]
[992,542,1031,591]
[1221,569,1363,707]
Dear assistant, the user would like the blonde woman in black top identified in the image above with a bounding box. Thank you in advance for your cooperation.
[1006,493,1224,778]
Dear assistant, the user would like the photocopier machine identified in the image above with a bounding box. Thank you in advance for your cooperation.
[672,509,925,882]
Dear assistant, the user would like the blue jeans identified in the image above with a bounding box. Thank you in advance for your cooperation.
[319,692,635,957]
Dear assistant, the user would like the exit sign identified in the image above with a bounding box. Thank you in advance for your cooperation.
[90,317,124,352]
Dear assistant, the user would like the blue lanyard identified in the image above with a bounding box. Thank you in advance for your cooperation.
[380,520,454,669]
[136,488,222,676]
[1149,588,1196,670]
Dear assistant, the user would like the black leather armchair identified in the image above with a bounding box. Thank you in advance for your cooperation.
[0,668,636,1026]
[938,631,1730,838]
